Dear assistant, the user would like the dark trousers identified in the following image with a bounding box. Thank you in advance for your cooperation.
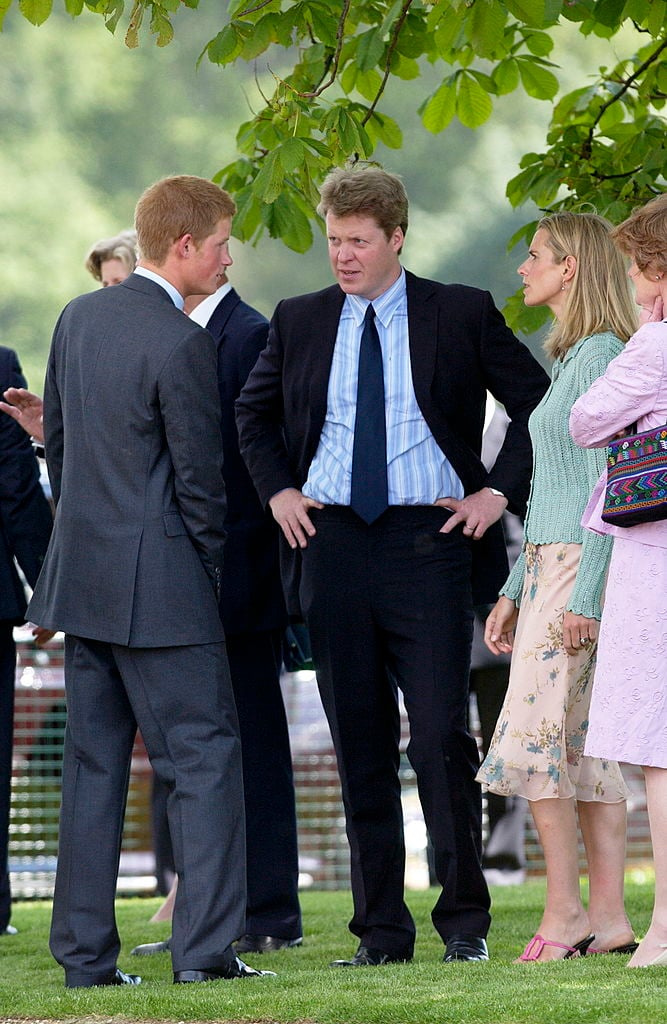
[50,636,245,985]
[227,629,301,938]
[150,771,175,896]
[150,630,302,938]
[300,507,490,955]
[0,622,15,931]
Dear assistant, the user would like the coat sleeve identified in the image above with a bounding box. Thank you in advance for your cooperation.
[235,301,298,507]
[570,324,667,447]
[477,293,549,516]
[565,343,618,620]
[42,311,66,508]
[158,326,227,591]
[0,349,53,591]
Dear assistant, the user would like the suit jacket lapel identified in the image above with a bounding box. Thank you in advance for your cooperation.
[307,286,346,450]
[204,288,241,346]
[404,270,483,491]
[406,270,438,410]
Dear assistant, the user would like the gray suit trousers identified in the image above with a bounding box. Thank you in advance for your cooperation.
[50,636,245,985]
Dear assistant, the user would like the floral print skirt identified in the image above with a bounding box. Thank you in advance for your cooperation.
[476,542,629,802]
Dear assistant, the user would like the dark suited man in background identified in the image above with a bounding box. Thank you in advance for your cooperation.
[0,347,53,938]
[192,275,302,953]
[27,175,273,988]
[236,167,549,967]
[133,271,302,956]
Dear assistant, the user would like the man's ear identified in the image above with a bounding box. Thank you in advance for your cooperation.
[175,233,194,259]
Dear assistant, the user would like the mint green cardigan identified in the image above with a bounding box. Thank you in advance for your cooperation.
[500,331,624,620]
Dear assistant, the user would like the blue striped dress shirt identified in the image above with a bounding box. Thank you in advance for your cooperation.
[303,270,464,506]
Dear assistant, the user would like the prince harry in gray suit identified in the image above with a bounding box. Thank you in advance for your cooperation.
[28,176,271,987]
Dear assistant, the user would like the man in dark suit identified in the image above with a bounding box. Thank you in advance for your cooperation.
[27,175,273,987]
[192,278,302,951]
[0,347,53,938]
[133,276,302,955]
[236,167,549,966]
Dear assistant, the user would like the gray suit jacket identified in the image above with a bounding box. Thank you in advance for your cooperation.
[28,273,227,647]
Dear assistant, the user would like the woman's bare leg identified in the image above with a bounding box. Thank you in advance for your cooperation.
[628,766,667,967]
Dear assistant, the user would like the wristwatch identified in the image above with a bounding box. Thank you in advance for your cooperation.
[488,487,505,498]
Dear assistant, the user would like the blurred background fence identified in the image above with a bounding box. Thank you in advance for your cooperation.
[10,631,653,899]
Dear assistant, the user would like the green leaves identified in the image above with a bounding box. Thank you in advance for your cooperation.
[515,56,559,99]
[5,0,667,332]
[17,0,52,26]
[420,70,493,132]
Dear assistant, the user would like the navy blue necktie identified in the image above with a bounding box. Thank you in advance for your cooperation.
[350,304,388,523]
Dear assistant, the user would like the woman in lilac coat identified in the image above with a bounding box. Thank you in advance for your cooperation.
[570,193,667,968]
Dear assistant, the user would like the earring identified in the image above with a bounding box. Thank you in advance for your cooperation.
[561,281,568,291]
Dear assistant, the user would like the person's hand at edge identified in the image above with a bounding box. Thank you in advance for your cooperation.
[0,388,45,443]
[437,487,508,539]
[484,596,518,655]
[269,487,324,550]
[562,611,598,657]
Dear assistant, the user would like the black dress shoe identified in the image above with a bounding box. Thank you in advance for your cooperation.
[235,933,303,954]
[67,967,142,988]
[443,934,489,962]
[131,936,171,956]
[173,956,276,982]
[330,945,413,967]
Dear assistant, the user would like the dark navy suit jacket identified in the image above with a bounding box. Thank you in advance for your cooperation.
[0,347,52,624]
[206,288,286,636]
[236,270,549,612]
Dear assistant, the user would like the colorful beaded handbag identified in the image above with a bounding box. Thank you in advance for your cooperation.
[601,423,667,526]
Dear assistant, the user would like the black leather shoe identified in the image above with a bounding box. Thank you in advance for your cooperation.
[131,936,171,956]
[330,945,413,967]
[173,957,276,982]
[67,967,142,988]
[235,933,303,953]
[443,934,489,962]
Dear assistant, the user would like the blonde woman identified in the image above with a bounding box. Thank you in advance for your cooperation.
[477,212,638,961]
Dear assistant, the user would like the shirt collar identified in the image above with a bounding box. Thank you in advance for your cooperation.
[345,268,406,328]
[188,281,233,326]
[133,266,184,310]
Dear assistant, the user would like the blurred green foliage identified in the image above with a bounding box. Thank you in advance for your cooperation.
[0,2,665,379]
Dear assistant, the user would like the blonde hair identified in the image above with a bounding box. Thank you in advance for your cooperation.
[85,229,137,282]
[612,193,667,276]
[539,211,637,360]
[134,175,236,265]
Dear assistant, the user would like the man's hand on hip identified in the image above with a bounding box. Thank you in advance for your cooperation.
[269,487,324,549]
[436,487,508,540]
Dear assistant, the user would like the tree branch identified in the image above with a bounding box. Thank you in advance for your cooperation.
[236,0,276,17]
[362,0,415,126]
[297,0,353,98]
[593,165,643,181]
[583,35,667,155]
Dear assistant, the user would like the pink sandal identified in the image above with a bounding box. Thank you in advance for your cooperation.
[518,933,594,962]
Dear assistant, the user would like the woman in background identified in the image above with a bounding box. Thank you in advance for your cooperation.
[570,194,667,968]
[477,212,637,961]
[84,229,137,287]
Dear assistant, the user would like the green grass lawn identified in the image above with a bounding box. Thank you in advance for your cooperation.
[0,876,665,1023]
